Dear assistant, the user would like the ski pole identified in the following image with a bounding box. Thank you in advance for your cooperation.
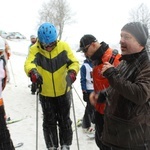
[72,85,85,108]
[65,81,80,150]
[36,85,40,150]
[8,59,17,87]
[70,91,80,150]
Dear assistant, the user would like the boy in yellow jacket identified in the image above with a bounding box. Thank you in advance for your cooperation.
[24,22,79,150]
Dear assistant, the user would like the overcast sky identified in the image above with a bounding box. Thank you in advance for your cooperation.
[0,0,150,48]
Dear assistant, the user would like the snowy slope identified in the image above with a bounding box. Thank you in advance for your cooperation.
[3,39,99,150]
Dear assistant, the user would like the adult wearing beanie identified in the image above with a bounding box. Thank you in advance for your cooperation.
[121,22,148,47]
[98,22,150,149]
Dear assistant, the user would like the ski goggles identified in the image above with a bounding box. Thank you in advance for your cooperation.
[40,41,57,50]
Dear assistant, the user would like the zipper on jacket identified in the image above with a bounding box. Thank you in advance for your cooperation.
[49,52,56,96]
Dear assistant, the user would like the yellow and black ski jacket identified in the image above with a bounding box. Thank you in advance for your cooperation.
[24,40,79,97]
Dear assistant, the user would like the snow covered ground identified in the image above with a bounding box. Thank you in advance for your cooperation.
[3,39,99,150]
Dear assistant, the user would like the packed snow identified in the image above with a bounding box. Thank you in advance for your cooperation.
[3,39,99,150]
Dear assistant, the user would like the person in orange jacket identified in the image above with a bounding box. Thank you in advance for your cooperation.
[0,37,15,150]
[78,34,121,150]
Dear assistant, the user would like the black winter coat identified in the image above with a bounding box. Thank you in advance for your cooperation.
[102,49,150,149]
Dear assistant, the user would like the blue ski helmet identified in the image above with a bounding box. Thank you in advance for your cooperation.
[37,22,57,44]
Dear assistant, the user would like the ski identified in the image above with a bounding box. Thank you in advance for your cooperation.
[86,133,95,139]
[15,142,24,148]
[6,118,23,124]
[6,116,27,125]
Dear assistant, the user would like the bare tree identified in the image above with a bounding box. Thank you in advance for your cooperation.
[129,3,150,28]
[38,0,74,40]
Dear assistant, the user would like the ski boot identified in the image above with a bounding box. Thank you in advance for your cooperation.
[76,119,82,127]
[48,147,57,150]
[61,145,70,150]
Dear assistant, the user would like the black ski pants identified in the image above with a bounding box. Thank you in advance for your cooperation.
[95,111,111,150]
[39,91,73,149]
[82,93,95,128]
[0,105,15,150]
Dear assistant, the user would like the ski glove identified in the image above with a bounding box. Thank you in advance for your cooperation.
[29,69,43,85]
[83,91,89,102]
[97,90,107,103]
[66,70,76,87]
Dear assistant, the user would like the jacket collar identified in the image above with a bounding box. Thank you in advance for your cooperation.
[90,41,109,61]
[119,49,146,63]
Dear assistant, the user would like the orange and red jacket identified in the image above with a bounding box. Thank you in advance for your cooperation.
[93,48,121,114]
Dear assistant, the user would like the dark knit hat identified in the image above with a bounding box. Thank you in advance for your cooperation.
[121,22,149,46]
[77,34,97,52]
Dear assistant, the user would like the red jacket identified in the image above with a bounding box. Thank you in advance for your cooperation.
[93,48,121,114]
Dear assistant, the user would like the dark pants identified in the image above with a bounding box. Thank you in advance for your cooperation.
[95,111,111,150]
[95,113,150,150]
[0,105,15,150]
[39,91,73,149]
[82,93,95,128]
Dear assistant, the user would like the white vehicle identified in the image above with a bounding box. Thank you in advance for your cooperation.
[0,30,8,39]
[6,32,26,39]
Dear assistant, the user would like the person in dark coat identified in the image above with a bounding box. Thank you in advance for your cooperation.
[100,22,150,150]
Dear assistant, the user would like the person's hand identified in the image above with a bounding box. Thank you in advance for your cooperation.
[101,62,114,75]
[66,70,76,86]
[89,91,98,107]
[83,91,89,102]
[29,69,43,85]
[97,90,107,103]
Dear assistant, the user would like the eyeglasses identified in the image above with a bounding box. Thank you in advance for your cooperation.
[82,44,91,53]
[40,41,57,50]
